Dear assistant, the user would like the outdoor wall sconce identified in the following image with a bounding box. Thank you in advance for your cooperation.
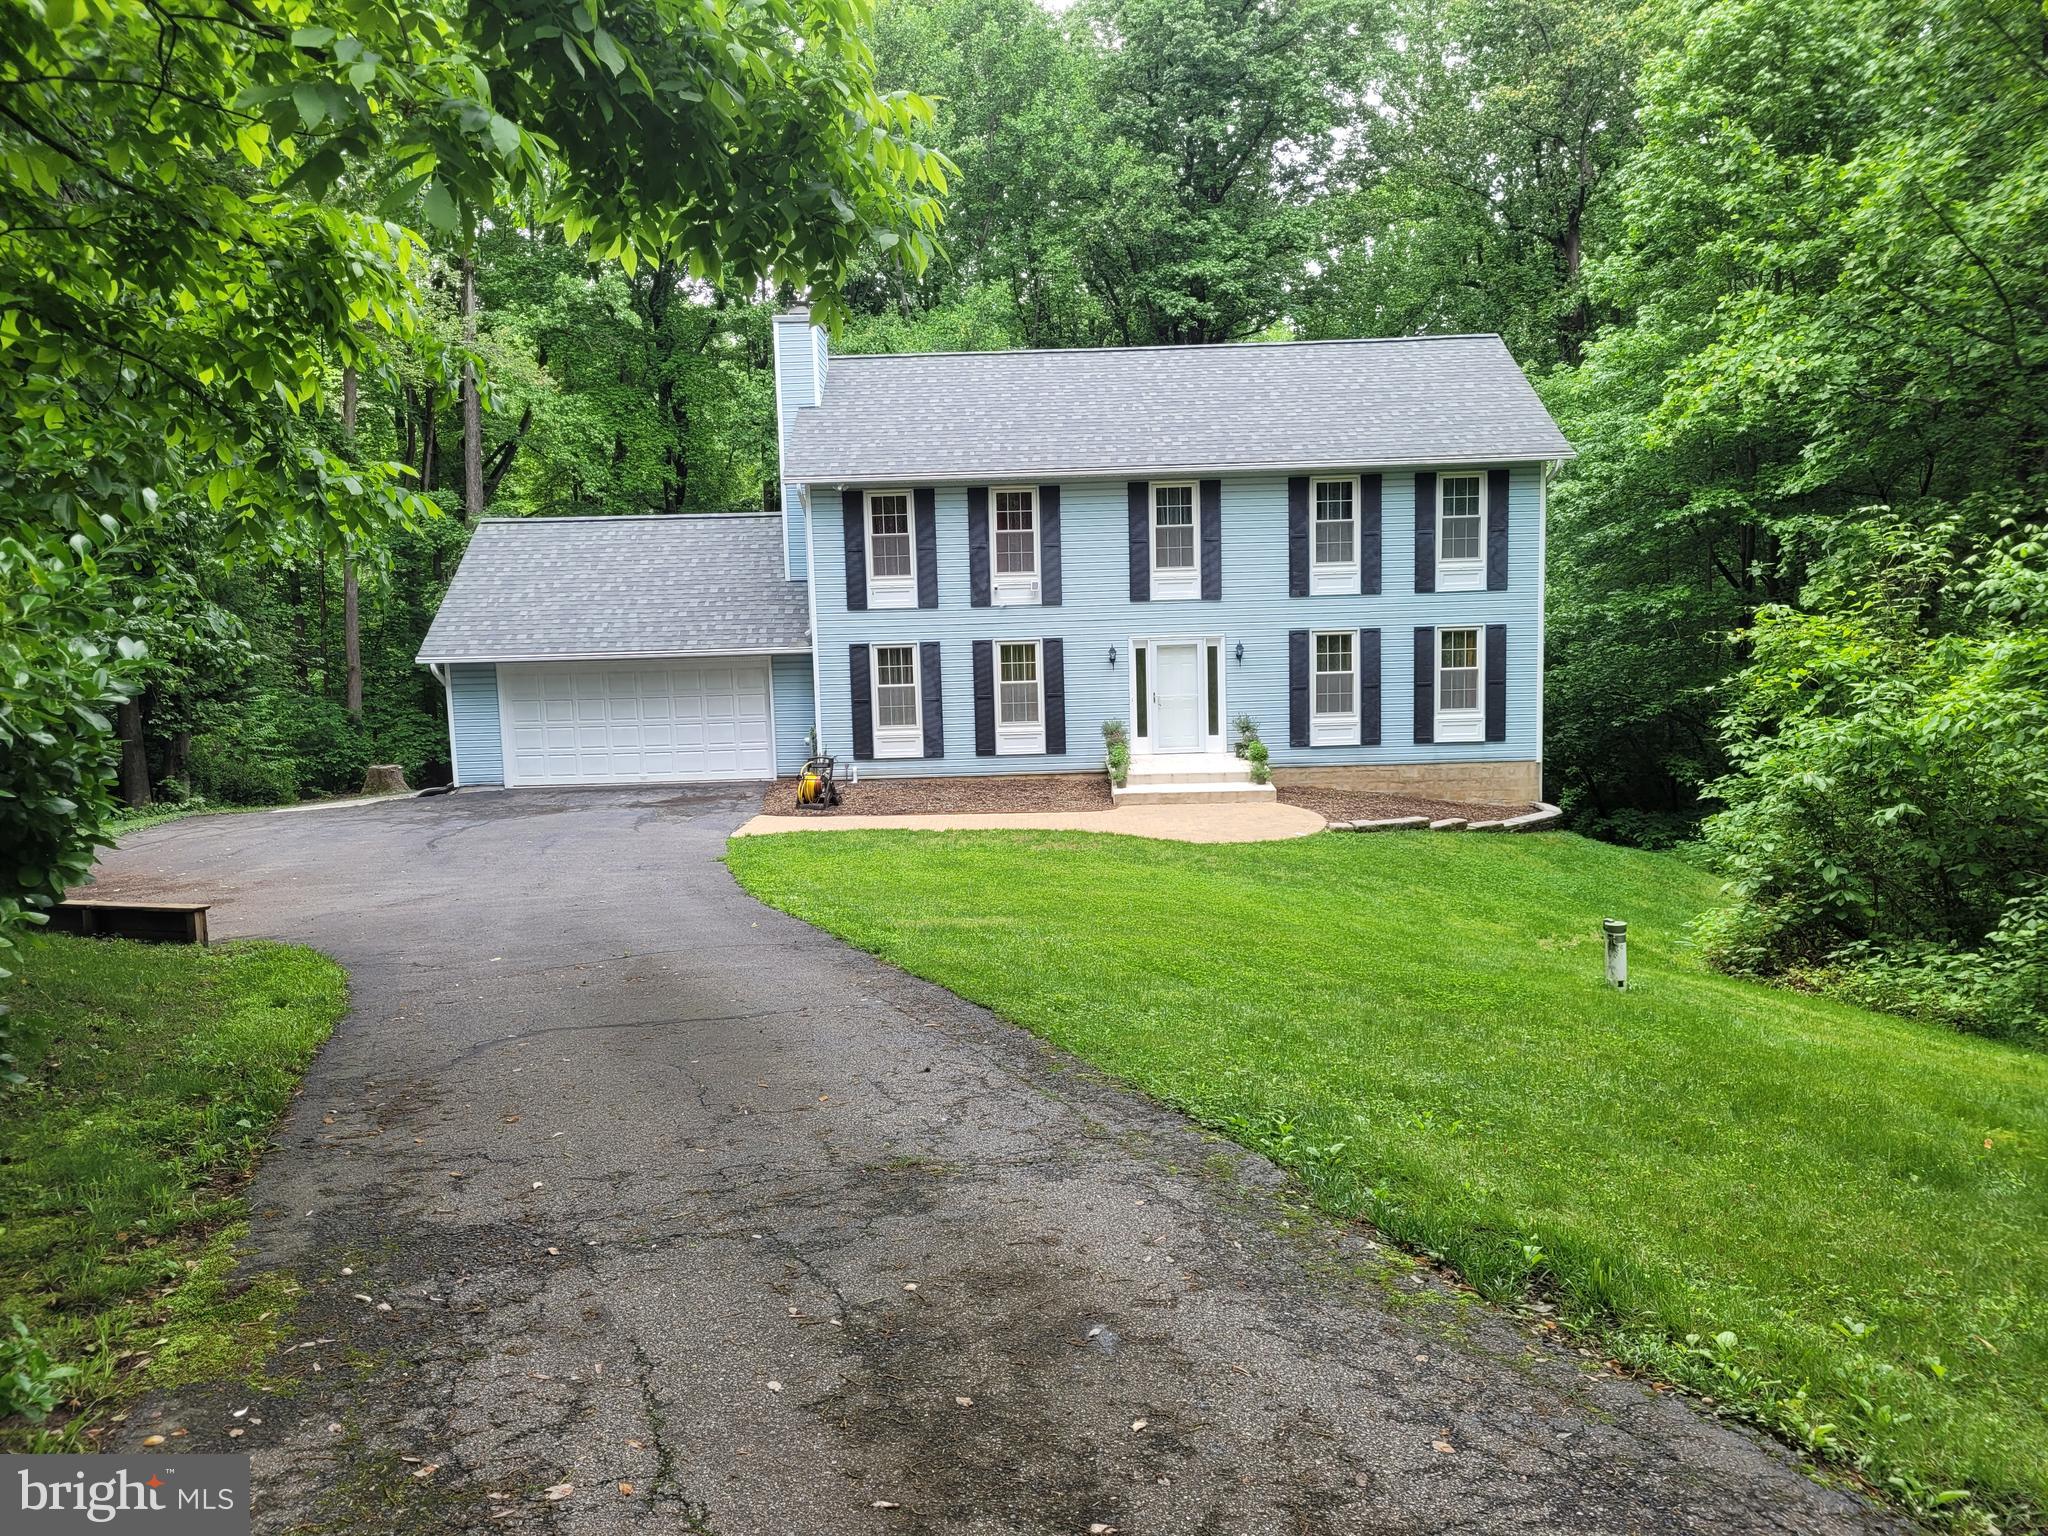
[1234,642,1245,664]
[1107,644,1118,667]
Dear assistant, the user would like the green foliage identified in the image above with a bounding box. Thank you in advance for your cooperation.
[731,829,2048,1522]
[1101,719,1131,786]
[0,1317,77,1424]
[0,934,345,1448]
[1,0,950,953]
[1245,739,1271,786]
[0,534,132,977]
[1543,0,2048,935]
[1697,521,2048,1041]
[863,0,1369,345]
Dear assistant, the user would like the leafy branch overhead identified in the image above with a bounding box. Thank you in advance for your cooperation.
[0,0,952,958]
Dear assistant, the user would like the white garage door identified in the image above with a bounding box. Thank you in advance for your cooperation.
[500,659,774,786]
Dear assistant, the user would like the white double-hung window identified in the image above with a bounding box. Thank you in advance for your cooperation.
[1310,630,1357,746]
[1151,483,1199,599]
[1436,473,1484,592]
[1436,626,1483,743]
[992,488,1040,605]
[872,643,922,757]
[996,640,1045,755]
[1311,478,1358,594]
[867,491,916,608]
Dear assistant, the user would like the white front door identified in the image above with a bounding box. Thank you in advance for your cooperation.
[499,659,774,786]
[1151,642,1203,752]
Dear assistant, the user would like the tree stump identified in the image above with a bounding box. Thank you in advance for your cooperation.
[361,763,410,796]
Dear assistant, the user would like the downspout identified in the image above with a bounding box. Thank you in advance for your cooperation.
[428,662,460,789]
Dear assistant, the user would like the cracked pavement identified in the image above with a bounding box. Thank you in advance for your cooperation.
[87,784,1897,1534]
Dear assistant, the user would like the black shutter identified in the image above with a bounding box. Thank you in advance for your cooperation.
[967,487,990,607]
[1127,482,1149,601]
[848,644,873,760]
[972,639,995,756]
[1413,471,1436,594]
[1359,627,1381,746]
[1200,478,1222,600]
[1039,486,1062,605]
[919,641,944,759]
[1288,629,1310,748]
[1413,626,1434,744]
[1287,476,1310,597]
[1485,623,1507,742]
[1487,469,1510,591]
[1043,638,1066,754]
[843,491,867,610]
[1361,473,1383,596]
[914,488,938,608]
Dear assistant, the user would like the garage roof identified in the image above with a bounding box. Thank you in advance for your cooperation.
[780,333,1574,483]
[416,514,810,664]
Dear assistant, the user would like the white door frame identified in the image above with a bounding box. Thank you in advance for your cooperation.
[1130,633,1225,755]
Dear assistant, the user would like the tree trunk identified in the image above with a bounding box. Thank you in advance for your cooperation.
[461,255,483,522]
[116,699,150,808]
[341,366,363,720]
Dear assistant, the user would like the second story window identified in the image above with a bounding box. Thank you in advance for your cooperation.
[993,488,1039,605]
[1151,482,1198,599]
[1437,473,1484,592]
[1312,478,1357,594]
[867,491,915,609]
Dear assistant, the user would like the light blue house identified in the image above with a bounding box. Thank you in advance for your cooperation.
[419,312,1572,805]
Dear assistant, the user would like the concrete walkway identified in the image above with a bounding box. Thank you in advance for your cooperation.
[734,800,1326,843]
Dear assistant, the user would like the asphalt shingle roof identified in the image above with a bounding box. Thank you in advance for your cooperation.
[415,514,809,663]
[780,334,1573,484]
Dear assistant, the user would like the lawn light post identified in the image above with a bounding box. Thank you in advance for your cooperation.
[1603,919,1628,990]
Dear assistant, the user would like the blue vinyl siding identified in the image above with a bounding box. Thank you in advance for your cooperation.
[448,663,504,785]
[772,653,817,776]
[805,467,1545,776]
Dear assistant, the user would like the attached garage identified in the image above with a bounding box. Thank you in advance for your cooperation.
[417,514,816,790]
[498,658,774,786]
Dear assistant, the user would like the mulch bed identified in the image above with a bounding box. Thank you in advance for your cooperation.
[762,773,1114,817]
[1276,786,1541,825]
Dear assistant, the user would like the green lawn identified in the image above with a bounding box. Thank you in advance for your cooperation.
[0,933,346,1448]
[728,829,2048,1524]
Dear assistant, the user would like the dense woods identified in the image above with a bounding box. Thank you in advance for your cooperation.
[3,0,2043,1038]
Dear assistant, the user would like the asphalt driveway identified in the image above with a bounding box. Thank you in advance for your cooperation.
[88,786,1891,1534]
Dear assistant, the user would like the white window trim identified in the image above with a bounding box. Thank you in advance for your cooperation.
[866,489,917,610]
[994,638,1046,756]
[1435,625,1484,744]
[1150,482,1200,601]
[1309,629,1360,747]
[871,642,923,758]
[1309,477,1360,596]
[990,486,1042,607]
[1436,471,1486,593]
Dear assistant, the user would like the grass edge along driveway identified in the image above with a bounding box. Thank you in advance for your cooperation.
[727,828,2046,1529]
[0,933,345,1449]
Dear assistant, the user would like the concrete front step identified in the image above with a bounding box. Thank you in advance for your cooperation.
[1112,781,1277,806]
[1125,751,1255,787]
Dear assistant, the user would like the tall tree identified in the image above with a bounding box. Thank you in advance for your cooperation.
[1297,0,1647,366]
[0,0,951,959]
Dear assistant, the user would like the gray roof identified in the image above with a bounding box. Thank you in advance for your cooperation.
[416,514,809,663]
[781,333,1573,483]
